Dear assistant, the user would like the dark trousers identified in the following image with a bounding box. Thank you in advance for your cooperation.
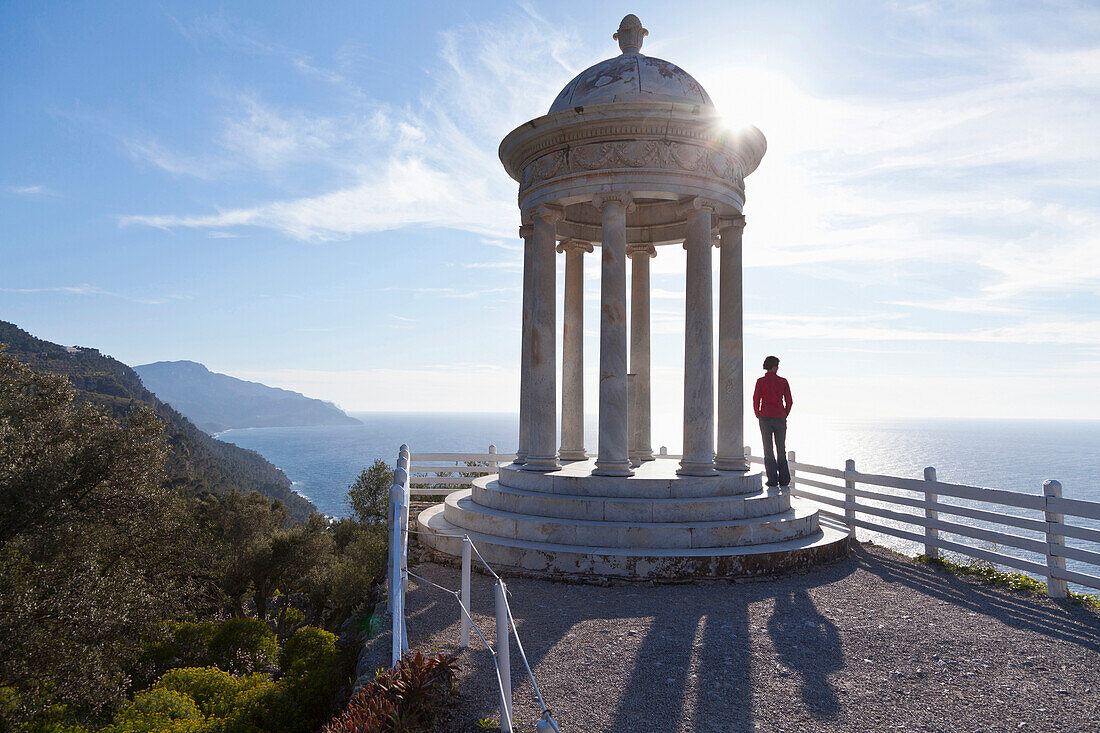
[758,417,790,486]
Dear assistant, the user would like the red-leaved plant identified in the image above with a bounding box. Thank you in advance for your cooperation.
[324,651,458,733]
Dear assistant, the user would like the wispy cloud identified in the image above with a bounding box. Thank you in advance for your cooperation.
[382,285,518,299]
[1,283,172,305]
[5,185,55,197]
[120,10,578,241]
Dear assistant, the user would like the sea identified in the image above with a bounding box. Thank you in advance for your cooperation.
[218,413,1100,589]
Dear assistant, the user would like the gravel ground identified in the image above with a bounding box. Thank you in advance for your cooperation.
[391,542,1100,732]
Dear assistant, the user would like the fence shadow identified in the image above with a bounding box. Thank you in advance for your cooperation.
[853,543,1100,651]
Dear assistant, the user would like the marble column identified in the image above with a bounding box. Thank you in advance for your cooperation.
[515,223,534,465]
[592,193,635,477]
[678,198,718,476]
[558,239,592,461]
[627,243,656,463]
[715,215,750,471]
[523,204,562,472]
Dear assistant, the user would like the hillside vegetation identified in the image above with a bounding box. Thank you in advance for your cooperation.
[0,321,314,522]
[0,350,391,731]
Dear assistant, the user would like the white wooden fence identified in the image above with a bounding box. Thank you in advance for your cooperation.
[403,444,1100,598]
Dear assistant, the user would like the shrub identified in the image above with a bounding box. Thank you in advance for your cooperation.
[323,652,457,733]
[262,627,339,733]
[104,687,203,732]
[154,667,239,719]
[278,627,337,677]
[209,619,277,675]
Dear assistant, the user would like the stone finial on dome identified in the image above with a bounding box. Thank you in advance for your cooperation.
[614,14,648,55]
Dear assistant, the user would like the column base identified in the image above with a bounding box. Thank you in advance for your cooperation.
[677,460,718,477]
[715,457,750,472]
[514,449,528,466]
[558,448,588,462]
[593,458,635,477]
[632,449,655,462]
[521,454,561,472]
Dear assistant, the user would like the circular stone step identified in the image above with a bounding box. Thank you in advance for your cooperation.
[416,503,851,580]
[498,459,762,499]
[472,477,790,522]
[441,490,819,549]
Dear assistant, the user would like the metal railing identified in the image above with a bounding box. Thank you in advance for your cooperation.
[397,444,1100,597]
[387,445,560,733]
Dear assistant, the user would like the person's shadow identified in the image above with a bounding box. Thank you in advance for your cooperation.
[766,587,844,717]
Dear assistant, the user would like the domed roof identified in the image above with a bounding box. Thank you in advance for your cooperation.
[549,15,713,114]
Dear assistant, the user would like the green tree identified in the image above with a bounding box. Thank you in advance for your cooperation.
[0,352,204,726]
[345,459,392,524]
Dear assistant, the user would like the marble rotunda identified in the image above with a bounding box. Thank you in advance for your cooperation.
[419,15,850,578]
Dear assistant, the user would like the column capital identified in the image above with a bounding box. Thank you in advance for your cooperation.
[718,214,747,231]
[626,243,657,259]
[556,239,594,254]
[676,196,719,217]
[592,191,636,213]
[528,203,564,224]
[518,223,534,239]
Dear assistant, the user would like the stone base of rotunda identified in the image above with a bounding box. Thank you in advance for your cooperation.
[416,460,851,581]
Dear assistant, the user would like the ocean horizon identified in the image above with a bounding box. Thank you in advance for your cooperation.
[218,411,1099,512]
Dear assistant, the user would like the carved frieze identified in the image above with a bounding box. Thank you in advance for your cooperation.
[520,140,743,189]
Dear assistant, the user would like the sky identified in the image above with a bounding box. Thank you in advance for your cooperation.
[2,1,1098,446]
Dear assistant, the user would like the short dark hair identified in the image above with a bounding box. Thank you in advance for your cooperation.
[763,355,780,370]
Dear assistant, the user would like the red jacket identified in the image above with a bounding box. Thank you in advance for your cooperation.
[754,372,792,418]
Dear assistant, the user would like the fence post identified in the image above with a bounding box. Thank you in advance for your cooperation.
[844,459,856,531]
[488,444,498,471]
[923,467,939,560]
[396,458,411,656]
[1043,479,1068,599]
[495,579,512,732]
[389,480,406,667]
[787,450,796,489]
[460,537,472,648]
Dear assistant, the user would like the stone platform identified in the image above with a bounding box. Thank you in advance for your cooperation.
[417,459,851,580]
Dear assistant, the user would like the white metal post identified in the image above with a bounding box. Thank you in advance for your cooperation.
[744,445,751,459]
[844,459,856,531]
[389,489,404,667]
[787,450,796,489]
[396,461,410,654]
[460,537,472,648]
[924,467,939,560]
[495,579,512,732]
[489,443,498,471]
[1043,479,1069,599]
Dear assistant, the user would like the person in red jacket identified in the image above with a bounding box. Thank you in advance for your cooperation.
[753,355,793,487]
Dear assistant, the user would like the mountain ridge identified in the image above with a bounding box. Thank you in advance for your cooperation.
[134,360,361,433]
[0,321,315,522]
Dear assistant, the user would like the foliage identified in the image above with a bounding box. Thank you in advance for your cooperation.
[148,620,277,678]
[916,554,1100,611]
[0,351,208,724]
[322,652,458,733]
[346,460,392,524]
[0,320,313,522]
[0,342,390,731]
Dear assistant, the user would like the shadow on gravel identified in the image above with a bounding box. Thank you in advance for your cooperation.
[607,558,856,731]
[854,544,1100,651]
[767,587,844,718]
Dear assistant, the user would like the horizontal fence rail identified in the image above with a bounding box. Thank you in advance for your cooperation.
[749,450,1100,597]
[401,444,1100,598]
